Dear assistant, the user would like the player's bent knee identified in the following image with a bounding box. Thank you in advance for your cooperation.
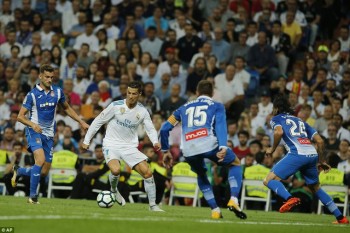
[110,168,121,176]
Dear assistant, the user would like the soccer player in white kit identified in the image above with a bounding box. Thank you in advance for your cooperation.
[82,81,164,211]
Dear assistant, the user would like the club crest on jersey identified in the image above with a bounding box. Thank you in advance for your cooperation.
[120,107,125,114]
[50,91,55,97]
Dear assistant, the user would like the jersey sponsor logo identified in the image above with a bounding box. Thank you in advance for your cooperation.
[136,113,140,120]
[39,102,55,107]
[185,128,208,141]
[38,95,43,99]
[297,138,311,145]
[50,92,55,97]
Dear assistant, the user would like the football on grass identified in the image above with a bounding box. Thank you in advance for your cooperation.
[97,191,115,208]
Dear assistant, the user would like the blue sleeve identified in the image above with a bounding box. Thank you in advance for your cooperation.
[214,104,228,148]
[304,121,317,140]
[160,121,175,151]
[159,108,182,151]
[270,116,281,130]
[58,88,66,104]
[22,92,33,110]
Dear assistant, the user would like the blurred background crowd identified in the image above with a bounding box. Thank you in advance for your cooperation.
[0,0,349,212]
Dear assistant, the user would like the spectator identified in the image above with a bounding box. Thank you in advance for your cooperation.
[0,90,10,126]
[249,103,266,138]
[338,25,350,52]
[337,143,350,174]
[247,31,278,85]
[77,43,94,70]
[186,57,207,97]
[338,139,350,161]
[313,105,332,133]
[257,89,273,120]
[158,47,177,77]
[324,122,341,153]
[197,20,215,42]
[155,73,171,102]
[303,57,317,87]
[119,13,145,40]
[327,40,341,63]
[286,67,305,96]
[40,18,55,50]
[144,6,169,38]
[223,18,239,44]
[142,61,161,90]
[94,13,120,40]
[159,29,177,61]
[0,30,23,59]
[161,83,186,118]
[269,20,291,75]
[209,27,232,65]
[16,19,32,48]
[142,82,161,114]
[327,60,342,86]
[169,62,187,97]
[73,21,99,53]
[176,24,203,67]
[140,26,163,60]
[282,11,302,52]
[60,51,78,80]
[70,144,110,200]
[337,71,350,100]
[233,130,250,160]
[0,127,16,151]
[231,31,250,63]
[169,13,187,40]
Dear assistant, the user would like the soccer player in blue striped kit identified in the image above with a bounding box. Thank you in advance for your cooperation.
[263,95,349,224]
[12,64,89,204]
[160,80,246,219]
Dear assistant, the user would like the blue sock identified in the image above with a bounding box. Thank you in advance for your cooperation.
[228,165,242,197]
[30,165,42,198]
[316,189,342,218]
[267,180,292,200]
[197,175,217,209]
[17,167,31,177]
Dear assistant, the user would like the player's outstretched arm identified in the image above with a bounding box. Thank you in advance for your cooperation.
[159,115,178,152]
[313,134,331,173]
[60,101,89,130]
[17,106,42,133]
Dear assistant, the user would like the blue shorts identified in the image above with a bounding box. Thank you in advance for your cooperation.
[272,153,319,185]
[185,147,236,176]
[25,128,54,163]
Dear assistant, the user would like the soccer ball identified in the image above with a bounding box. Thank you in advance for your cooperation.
[97,191,115,208]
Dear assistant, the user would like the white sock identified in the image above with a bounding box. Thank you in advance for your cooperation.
[109,174,120,193]
[144,176,156,206]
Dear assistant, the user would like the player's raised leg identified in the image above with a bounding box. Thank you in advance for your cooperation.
[134,160,164,212]
[27,148,46,204]
[186,155,222,219]
[217,148,246,219]
[263,170,300,213]
[308,183,349,224]
[107,159,125,206]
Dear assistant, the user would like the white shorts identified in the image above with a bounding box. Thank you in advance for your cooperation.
[102,146,148,168]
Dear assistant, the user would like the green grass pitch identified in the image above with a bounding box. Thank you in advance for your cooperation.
[0,196,348,233]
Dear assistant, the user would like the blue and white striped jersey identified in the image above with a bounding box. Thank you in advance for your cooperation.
[270,113,318,155]
[23,84,66,137]
[160,96,227,157]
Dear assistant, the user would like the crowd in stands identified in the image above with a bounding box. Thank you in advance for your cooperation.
[0,0,349,212]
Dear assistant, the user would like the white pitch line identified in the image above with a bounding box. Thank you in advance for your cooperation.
[0,215,347,228]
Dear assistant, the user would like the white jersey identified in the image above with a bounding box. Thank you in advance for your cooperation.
[83,100,158,148]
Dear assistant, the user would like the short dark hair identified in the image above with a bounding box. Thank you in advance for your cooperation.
[13,141,23,148]
[272,20,282,27]
[238,130,249,138]
[249,140,262,149]
[40,64,54,74]
[196,80,213,97]
[273,94,294,115]
[128,81,143,93]
[95,144,102,150]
